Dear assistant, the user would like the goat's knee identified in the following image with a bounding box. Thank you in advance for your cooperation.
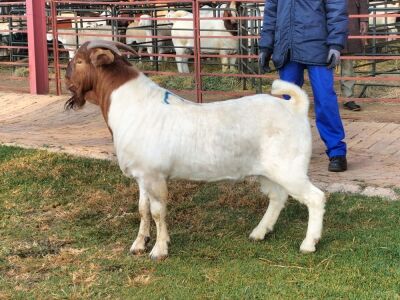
[250,178,288,241]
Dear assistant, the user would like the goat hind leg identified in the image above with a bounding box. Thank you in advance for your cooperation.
[297,183,325,253]
[279,178,325,253]
[249,177,288,241]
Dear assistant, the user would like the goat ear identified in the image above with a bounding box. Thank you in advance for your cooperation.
[90,48,115,67]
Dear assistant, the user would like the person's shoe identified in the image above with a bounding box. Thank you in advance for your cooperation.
[328,156,347,172]
[343,101,361,111]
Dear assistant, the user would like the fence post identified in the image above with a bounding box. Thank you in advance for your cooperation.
[26,0,49,94]
[192,0,203,103]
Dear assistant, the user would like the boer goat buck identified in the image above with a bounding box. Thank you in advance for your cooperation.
[65,41,326,260]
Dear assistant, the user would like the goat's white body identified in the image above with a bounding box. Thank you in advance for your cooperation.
[109,75,310,182]
[105,74,325,258]
[171,8,238,73]
[47,25,113,59]
[138,15,173,61]
[369,3,400,41]
[125,21,147,55]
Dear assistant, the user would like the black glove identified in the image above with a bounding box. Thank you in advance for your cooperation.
[258,48,272,73]
[327,48,341,69]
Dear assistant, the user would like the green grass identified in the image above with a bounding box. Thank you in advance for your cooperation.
[0,145,399,299]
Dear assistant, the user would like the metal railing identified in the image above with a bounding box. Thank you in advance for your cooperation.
[1,0,399,103]
[0,1,29,93]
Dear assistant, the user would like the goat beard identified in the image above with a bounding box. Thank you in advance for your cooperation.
[65,89,86,110]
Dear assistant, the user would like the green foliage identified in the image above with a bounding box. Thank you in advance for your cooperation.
[0,146,399,299]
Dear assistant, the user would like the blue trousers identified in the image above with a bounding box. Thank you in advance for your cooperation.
[279,61,347,158]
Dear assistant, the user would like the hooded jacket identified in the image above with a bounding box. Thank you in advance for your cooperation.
[259,0,349,69]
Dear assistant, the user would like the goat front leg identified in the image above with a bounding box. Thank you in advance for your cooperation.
[147,45,154,61]
[140,175,170,260]
[221,54,229,73]
[175,47,190,73]
[229,56,237,72]
[130,186,151,255]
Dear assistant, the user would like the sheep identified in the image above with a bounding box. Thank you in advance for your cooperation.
[65,40,326,260]
[47,25,114,59]
[171,2,239,73]
[369,3,400,41]
[138,14,173,61]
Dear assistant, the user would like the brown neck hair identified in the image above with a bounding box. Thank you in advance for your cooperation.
[89,56,139,123]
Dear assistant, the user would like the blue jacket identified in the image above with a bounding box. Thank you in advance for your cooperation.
[259,0,349,69]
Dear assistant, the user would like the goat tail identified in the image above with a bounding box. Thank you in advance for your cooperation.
[271,79,309,115]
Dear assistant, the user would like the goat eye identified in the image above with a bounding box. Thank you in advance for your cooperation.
[76,59,83,64]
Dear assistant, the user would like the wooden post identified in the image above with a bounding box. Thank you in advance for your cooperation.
[26,0,49,94]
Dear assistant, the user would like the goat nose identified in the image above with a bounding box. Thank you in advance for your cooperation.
[66,63,72,79]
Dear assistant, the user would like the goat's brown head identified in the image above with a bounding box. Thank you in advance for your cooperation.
[65,40,138,110]
[223,1,241,36]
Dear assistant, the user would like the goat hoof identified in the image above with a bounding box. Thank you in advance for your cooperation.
[249,227,270,241]
[130,244,147,255]
[130,236,151,255]
[249,233,265,241]
[300,240,316,253]
[149,253,168,261]
[149,244,168,260]
[130,248,146,255]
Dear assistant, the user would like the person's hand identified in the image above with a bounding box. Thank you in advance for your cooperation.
[258,48,272,73]
[360,21,368,46]
[360,21,368,35]
[327,48,340,69]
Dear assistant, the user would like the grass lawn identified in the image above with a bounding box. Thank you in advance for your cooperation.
[0,145,399,299]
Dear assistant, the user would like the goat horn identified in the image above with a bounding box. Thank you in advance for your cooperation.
[87,40,139,57]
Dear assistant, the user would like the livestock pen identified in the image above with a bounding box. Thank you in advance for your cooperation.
[0,0,399,103]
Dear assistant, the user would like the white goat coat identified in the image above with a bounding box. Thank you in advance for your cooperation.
[108,74,311,182]
[171,7,238,73]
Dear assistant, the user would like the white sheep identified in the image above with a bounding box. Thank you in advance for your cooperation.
[65,40,326,260]
[171,3,239,73]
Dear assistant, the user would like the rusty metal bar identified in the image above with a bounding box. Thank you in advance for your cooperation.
[50,1,61,95]
[45,0,400,103]
[26,0,48,94]
[193,0,203,103]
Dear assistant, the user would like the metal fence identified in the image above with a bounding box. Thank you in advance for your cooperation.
[0,1,29,93]
[1,0,400,103]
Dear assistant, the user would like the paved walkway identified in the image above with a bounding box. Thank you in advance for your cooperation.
[0,92,399,200]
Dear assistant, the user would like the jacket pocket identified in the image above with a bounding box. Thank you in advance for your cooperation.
[303,24,326,39]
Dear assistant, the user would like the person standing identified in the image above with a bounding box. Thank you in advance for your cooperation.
[258,0,349,172]
[341,0,369,111]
